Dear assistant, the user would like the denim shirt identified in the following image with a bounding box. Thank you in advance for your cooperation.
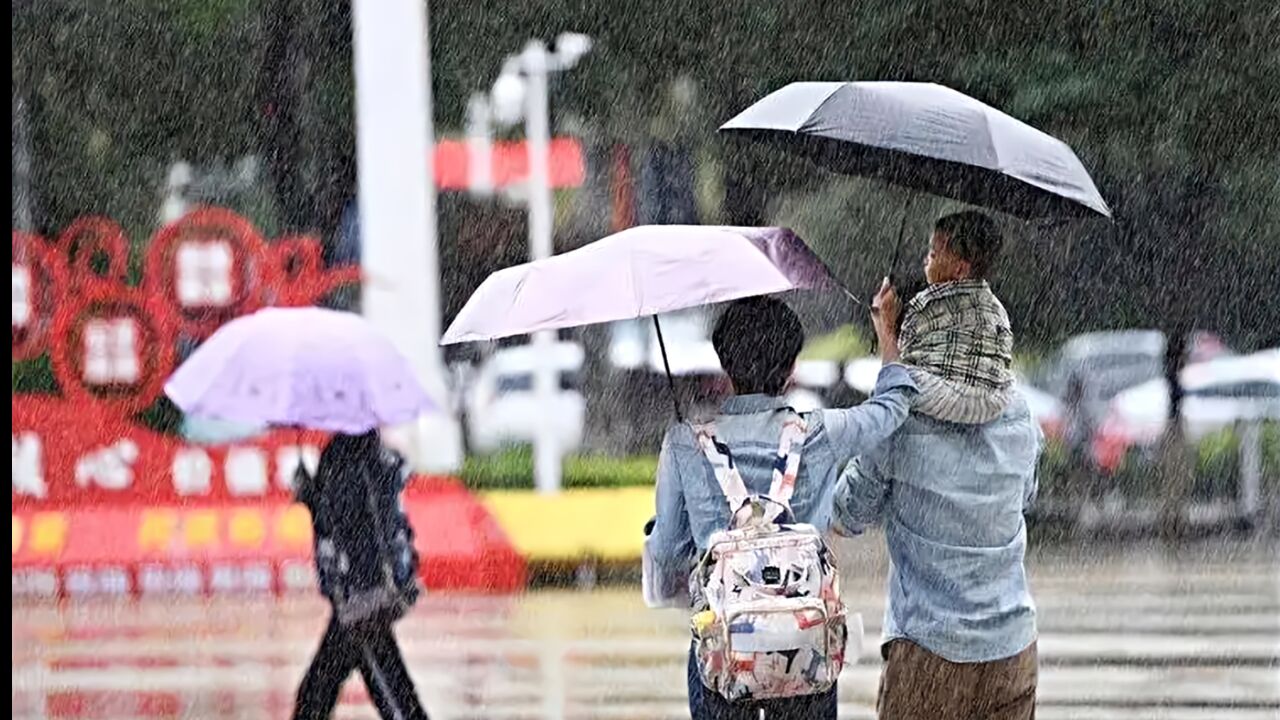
[833,396,1044,663]
[648,364,917,601]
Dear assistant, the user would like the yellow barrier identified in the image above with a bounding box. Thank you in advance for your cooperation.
[480,487,653,561]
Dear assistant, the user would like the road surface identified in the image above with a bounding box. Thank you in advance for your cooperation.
[12,535,1279,719]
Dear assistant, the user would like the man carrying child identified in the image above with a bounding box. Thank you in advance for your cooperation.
[834,211,1044,720]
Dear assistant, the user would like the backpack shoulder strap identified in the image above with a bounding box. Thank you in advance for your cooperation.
[691,420,750,511]
[768,410,809,504]
[357,461,400,590]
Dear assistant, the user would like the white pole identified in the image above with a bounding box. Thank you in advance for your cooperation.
[352,0,462,472]
[1239,420,1261,523]
[467,94,494,197]
[160,161,193,225]
[524,41,562,494]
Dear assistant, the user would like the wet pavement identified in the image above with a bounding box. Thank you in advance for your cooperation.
[12,535,1279,719]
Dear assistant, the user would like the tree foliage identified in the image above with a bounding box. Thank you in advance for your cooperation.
[12,0,1280,349]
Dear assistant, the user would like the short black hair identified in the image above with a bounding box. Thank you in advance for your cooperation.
[935,211,1004,278]
[712,297,803,396]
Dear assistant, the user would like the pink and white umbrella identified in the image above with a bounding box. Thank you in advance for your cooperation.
[441,225,845,345]
[441,225,846,420]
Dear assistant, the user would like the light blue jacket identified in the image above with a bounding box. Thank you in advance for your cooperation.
[648,364,917,600]
[833,396,1043,662]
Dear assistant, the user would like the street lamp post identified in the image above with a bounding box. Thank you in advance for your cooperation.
[466,93,494,197]
[490,34,592,495]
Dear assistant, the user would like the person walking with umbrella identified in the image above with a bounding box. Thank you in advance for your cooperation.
[291,430,429,720]
[164,306,437,720]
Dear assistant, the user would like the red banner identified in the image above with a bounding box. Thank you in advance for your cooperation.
[434,138,586,190]
[10,396,527,595]
[12,396,329,508]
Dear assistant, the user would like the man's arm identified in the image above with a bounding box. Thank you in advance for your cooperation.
[645,427,696,604]
[823,363,916,466]
[1024,419,1046,513]
[831,445,894,536]
[822,277,917,464]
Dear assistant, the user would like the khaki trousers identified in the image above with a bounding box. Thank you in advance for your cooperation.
[877,640,1038,720]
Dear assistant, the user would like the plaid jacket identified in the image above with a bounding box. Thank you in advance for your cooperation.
[899,280,1014,424]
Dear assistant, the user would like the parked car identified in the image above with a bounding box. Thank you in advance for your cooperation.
[608,310,835,413]
[465,341,586,453]
[1019,382,1065,440]
[1091,349,1280,472]
[1040,329,1231,434]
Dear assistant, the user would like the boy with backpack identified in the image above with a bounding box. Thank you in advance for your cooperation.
[292,430,429,720]
[646,291,915,719]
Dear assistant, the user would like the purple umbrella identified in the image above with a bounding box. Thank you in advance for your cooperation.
[165,306,435,433]
[441,225,846,419]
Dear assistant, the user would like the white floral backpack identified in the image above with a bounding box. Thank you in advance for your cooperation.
[687,409,849,703]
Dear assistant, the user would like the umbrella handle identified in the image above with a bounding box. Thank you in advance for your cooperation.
[841,288,865,307]
[652,315,684,423]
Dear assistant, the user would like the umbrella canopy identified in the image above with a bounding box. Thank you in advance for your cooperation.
[721,81,1110,220]
[165,306,435,433]
[441,225,843,344]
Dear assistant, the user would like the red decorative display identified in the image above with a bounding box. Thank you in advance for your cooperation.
[12,210,525,595]
[269,236,363,308]
[143,207,271,339]
[12,230,67,361]
[55,216,130,290]
[12,396,327,507]
[49,286,178,416]
[12,488,527,598]
[13,208,360,413]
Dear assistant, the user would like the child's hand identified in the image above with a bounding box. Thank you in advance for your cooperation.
[871,277,901,362]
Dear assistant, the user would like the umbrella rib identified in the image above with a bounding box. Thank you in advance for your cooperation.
[794,83,850,135]
[979,108,1002,170]
[629,247,645,317]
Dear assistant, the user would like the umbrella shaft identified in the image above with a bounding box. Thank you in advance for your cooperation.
[652,315,684,423]
[889,192,914,284]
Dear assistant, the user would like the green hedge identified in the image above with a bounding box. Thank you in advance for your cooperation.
[13,355,183,436]
[12,356,58,394]
[1037,422,1280,502]
[461,447,659,490]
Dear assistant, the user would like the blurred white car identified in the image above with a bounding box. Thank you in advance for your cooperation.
[610,311,835,413]
[609,309,725,377]
[1041,329,1231,432]
[1018,382,1064,438]
[1094,350,1280,461]
[465,342,586,453]
[843,357,884,396]
[783,386,826,413]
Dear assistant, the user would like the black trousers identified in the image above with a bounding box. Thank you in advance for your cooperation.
[292,614,430,720]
